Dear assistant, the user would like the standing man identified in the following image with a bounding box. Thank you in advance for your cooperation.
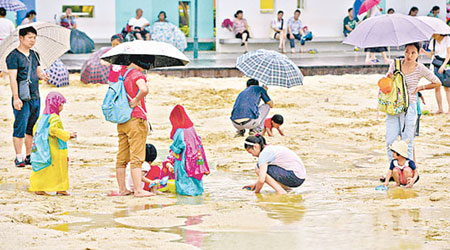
[115,55,153,197]
[230,79,274,137]
[287,9,306,54]
[343,8,359,37]
[7,26,49,167]
[0,7,14,42]
[129,8,151,40]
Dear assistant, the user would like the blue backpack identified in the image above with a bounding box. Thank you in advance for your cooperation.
[102,68,134,124]
[31,115,52,172]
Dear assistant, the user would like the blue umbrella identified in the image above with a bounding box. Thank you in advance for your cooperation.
[0,0,26,11]
[70,29,95,54]
[44,59,69,87]
[353,0,365,17]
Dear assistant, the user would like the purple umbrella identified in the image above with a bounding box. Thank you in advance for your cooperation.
[343,14,434,48]
[44,59,69,87]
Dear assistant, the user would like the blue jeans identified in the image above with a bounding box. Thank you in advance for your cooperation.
[288,33,302,48]
[385,103,417,161]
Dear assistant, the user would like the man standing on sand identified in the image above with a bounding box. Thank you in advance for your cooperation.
[115,55,154,197]
[7,26,48,168]
[230,79,274,137]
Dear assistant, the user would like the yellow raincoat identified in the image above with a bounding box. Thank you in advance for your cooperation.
[29,114,70,192]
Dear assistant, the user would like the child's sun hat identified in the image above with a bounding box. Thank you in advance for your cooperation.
[389,140,409,158]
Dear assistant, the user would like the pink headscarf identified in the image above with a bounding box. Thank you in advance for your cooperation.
[43,91,66,115]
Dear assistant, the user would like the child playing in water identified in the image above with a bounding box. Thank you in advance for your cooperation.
[128,144,161,193]
[161,150,176,180]
[169,105,210,196]
[243,134,306,194]
[29,92,77,195]
[262,114,285,137]
[383,140,419,188]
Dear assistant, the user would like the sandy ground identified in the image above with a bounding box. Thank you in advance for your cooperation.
[0,73,449,250]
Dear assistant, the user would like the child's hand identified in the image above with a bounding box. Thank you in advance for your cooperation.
[70,132,77,139]
[406,178,414,188]
[243,183,255,191]
[420,96,426,105]
[129,98,139,108]
[386,72,393,79]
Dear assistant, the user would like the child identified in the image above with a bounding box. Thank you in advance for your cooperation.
[383,140,419,188]
[161,150,176,180]
[29,92,77,195]
[262,114,285,137]
[169,105,210,196]
[101,34,125,83]
[128,144,161,193]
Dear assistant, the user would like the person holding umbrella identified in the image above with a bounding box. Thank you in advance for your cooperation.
[385,43,441,161]
[6,26,49,167]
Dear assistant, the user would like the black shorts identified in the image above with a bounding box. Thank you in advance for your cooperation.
[132,29,149,37]
[364,47,388,52]
[273,32,280,39]
[266,165,305,187]
[235,30,250,41]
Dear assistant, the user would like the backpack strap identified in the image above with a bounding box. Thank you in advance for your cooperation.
[394,58,401,74]
[120,68,133,80]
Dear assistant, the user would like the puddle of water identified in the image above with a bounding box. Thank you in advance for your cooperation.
[387,188,419,199]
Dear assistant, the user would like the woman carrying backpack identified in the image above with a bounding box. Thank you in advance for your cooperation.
[384,43,441,161]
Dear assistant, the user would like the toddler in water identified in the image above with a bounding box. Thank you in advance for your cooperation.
[161,150,176,180]
[383,140,419,188]
[262,114,285,137]
[128,144,161,193]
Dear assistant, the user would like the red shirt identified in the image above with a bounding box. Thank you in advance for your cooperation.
[121,67,147,120]
[264,118,273,130]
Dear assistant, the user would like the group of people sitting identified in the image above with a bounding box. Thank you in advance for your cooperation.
[226,9,312,53]
[122,8,169,41]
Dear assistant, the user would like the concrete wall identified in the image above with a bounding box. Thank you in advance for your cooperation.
[36,0,116,40]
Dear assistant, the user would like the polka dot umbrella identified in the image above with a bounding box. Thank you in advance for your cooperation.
[44,59,69,87]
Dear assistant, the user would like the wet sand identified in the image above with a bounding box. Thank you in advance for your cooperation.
[0,73,449,249]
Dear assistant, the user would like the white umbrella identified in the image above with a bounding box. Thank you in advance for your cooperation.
[100,40,190,68]
[416,16,450,35]
[0,22,71,71]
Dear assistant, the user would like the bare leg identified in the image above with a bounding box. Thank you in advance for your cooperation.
[13,137,23,156]
[25,134,33,156]
[131,168,154,197]
[392,168,401,186]
[435,86,444,113]
[413,146,416,162]
[381,52,390,64]
[135,33,143,40]
[281,30,286,53]
[255,167,287,194]
[403,168,413,179]
[145,33,151,41]
[116,166,132,195]
[444,87,450,114]
[365,52,372,64]
[242,32,248,52]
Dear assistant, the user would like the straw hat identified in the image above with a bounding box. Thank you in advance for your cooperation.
[389,140,408,158]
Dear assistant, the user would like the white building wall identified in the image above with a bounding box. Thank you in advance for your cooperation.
[386,0,446,21]
[36,0,115,41]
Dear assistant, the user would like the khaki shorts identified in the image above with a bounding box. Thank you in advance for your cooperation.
[116,117,148,169]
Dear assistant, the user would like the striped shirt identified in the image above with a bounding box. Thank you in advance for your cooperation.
[388,61,440,103]
[233,18,248,35]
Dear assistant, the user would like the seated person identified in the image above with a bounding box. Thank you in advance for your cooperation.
[129,8,151,40]
[343,8,359,37]
[382,140,419,188]
[287,9,306,53]
[60,7,77,29]
[233,10,250,53]
[230,79,273,137]
[127,144,161,193]
[272,10,287,53]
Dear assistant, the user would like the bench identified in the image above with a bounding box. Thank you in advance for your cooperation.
[219,36,343,44]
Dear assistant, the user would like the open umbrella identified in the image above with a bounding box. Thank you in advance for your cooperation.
[80,47,111,84]
[343,14,434,48]
[236,49,303,88]
[352,0,364,17]
[359,0,381,15]
[417,16,450,35]
[0,22,70,71]
[150,22,187,51]
[100,40,189,68]
[44,59,69,87]
[70,29,95,54]
[0,0,26,11]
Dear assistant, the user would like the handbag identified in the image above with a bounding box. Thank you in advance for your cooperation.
[18,54,33,102]
[431,39,450,68]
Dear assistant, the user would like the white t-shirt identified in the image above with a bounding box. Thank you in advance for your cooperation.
[258,145,306,179]
[0,18,15,41]
[127,161,152,190]
[128,17,150,29]
[271,18,285,30]
[430,36,450,58]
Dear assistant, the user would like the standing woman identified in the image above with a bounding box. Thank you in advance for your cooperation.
[243,135,306,194]
[21,10,36,25]
[421,34,450,114]
[232,10,250,53]
[271,10,287,53]
[385,43,441,161]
